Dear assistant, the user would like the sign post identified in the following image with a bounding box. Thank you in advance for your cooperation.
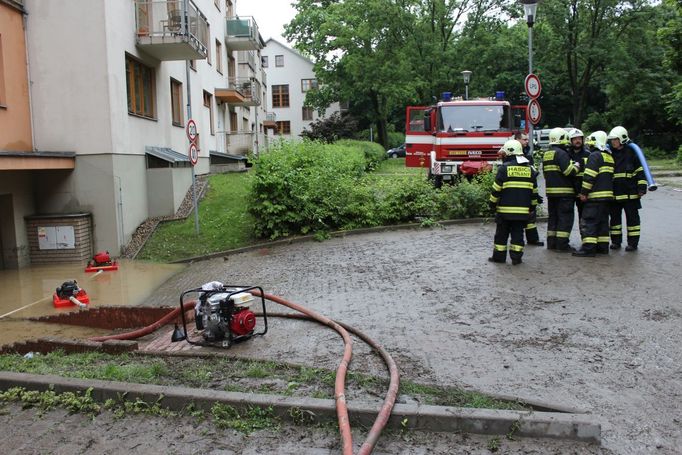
[186,115,200,234]
[524,73,542,149]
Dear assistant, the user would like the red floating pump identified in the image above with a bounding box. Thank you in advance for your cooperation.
[53,280,90,308]
[85,251,119,272]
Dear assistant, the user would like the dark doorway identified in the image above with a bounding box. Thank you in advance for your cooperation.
[0,194,15,270]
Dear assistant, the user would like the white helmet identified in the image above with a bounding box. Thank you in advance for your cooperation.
[568,128,584,139]
[607,126,629,143]
[500,139,523,156]
[586,131,608,151]
[548,127,569,146]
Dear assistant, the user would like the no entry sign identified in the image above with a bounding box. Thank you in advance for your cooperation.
[525,74,542,99]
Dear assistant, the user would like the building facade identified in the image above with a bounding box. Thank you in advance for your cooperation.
[0,0,268,269]
[262,38,339,139]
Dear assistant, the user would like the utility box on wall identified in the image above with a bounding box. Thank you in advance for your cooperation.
[25,213,92,264]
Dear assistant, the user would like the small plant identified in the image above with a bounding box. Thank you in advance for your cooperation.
[487,436,500,452]
[211,403,278,434]
[507,418,522,440]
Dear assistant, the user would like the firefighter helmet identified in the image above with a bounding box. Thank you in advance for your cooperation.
[568,128,584,139]
[548,127,569,145]
[500,139,523,156]
[586,131,608,151]
[607,126,629,143]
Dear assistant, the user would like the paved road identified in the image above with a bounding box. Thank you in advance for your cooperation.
[139,184,682,454]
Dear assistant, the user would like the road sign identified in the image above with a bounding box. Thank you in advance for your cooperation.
[189,143,198,166]
[525,74,542,99]
[186,119,198,143]
[528,99,542,125]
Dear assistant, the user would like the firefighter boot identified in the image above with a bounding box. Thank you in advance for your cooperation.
[625,245,638,252]
[572,248,596,257]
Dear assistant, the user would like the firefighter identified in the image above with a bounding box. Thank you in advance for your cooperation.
[488,139,539,265]
[573,131,614,257]
[567,128,591,222]
[515,132,544,246]
[608,126,647,251]
[542,127,579,251]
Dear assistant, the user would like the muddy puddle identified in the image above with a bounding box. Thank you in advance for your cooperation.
[0,260,185,346]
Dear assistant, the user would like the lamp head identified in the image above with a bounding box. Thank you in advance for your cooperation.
[520,0,540,27]
[461,70,472,84]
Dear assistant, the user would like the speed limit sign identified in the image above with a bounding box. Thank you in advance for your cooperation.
[528,99,542,125]
[189,143,199,166]
[186,119,198,143]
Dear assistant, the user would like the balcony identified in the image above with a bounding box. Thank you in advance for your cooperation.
[263,112,277,130]
[225,16,262,51]
[135,0,208,61]
[237,51,257,70]
[215,77,261,106]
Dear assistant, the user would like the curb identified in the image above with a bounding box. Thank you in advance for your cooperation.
[0,371,600,444]
[172,216,550,264]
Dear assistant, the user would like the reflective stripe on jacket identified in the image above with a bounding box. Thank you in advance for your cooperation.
[543,145,578,197]
[581,151,614,201]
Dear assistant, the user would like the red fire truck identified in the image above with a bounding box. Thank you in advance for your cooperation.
[405,93,527,186]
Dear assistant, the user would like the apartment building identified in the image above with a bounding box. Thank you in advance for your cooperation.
[0,0,268,269]
[262,38,339,139]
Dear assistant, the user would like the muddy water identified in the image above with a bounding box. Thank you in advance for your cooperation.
[0,260,184,346]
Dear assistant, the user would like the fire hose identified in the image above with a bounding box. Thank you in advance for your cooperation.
[89,291,399,455]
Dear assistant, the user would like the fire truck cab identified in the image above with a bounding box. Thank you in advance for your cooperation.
[405,93,526,186]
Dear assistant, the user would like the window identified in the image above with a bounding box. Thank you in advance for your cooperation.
[272,85,289,108]
[0,35,6,107]
[216,39,223,74]
[226,0,234,16]
[170,79,183,126]
[302,107,313,121]
[261,56,268,68]
[275,55,284,67]
[189,59,196,71]
[203,91,214,135]
[275,121,291,135]
[301,79,318,92]
[125,54,156,119]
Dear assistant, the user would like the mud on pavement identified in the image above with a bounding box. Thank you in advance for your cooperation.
[7,187,677,454]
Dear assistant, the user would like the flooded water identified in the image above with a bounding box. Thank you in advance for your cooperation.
[0,260,185,346]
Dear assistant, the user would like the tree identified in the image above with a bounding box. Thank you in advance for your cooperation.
[300,112,360,142]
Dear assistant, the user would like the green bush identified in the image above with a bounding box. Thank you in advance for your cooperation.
[249,140,497,239]
[445,172,495,219]
[249,140,367,239]
[677,145,682,164]
[335,139,386,171]
[386,131,405,149]
[645,147,676,160]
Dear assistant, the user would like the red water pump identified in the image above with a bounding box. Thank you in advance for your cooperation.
[172,283,268,348]
[85,251,119,272]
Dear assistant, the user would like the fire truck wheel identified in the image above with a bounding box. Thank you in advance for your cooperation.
[433,175,443,188]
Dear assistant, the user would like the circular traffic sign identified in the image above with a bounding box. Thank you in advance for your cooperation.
[528,99,542,125]
[189,143,199,166]
[186,119,198,142]
[525,74,542,99]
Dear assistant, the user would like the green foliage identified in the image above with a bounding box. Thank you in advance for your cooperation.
[445,172,495,219]
[138,172,255,262]
[335,139,386,171]
[677,146,682,164]
[299,112,360,142]
[211,403,278,434]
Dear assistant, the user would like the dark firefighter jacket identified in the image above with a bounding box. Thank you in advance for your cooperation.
[569,146,591,195]
[612,143,647,201]
[543,145,579,197]
[489,158,539,220]
[580,151,614,201]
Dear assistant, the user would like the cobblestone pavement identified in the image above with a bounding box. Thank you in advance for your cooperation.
[137,186,682,454]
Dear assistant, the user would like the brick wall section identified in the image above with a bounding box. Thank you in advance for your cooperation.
[30,306,178,330]
[25,213,93,264]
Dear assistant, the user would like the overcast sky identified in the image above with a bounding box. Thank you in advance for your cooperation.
[237,0,297,45]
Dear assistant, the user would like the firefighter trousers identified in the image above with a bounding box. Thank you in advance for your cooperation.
[579,201,610,253]
[492,217,525,263]
[525,209,540,244]
[547,197,574,250]
[610,200,641,247]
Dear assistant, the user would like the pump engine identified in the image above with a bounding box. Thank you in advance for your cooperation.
[173,283,268,348]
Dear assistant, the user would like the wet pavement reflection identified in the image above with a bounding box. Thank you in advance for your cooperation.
[0,260,185,346]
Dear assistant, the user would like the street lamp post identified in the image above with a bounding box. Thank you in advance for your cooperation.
[521,0,539,155]
[461,70,472,100]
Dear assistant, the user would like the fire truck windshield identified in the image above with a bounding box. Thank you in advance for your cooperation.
[438,105,511,133]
